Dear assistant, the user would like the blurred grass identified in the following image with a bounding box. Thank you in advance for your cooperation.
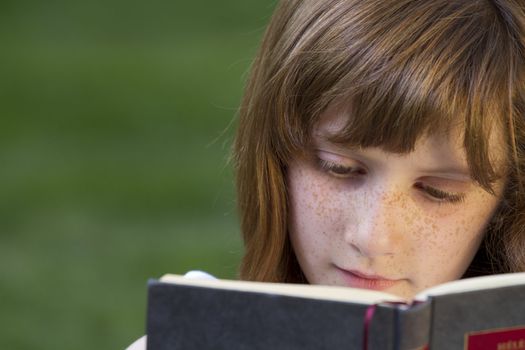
[0,1,275,349]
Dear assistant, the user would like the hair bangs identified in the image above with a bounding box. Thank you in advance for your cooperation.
[271,0,517,191]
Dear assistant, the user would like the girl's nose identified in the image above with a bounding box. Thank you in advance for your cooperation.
[344,188,405,258]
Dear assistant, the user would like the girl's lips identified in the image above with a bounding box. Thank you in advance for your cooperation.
[336,266,401,291]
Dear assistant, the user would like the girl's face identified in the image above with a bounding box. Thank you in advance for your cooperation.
[288,108,506,300]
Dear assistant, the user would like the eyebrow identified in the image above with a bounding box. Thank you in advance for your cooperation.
[416,165,472,179]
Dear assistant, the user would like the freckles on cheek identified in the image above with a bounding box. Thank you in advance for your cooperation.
[413,215,480,271]
[407,219,432,258]
[300,178,341,226]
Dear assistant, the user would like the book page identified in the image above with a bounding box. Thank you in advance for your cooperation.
[415,272,525,300]
[159,274,405,305]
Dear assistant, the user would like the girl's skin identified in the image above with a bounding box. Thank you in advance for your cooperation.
[288,104,506,299]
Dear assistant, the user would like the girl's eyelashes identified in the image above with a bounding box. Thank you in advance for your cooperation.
[314,154,466,204]
[315,157,367,178]
[414,182,466,204]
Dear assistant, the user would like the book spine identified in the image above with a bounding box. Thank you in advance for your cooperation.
[366,304,398,350]
[395,301,432,350]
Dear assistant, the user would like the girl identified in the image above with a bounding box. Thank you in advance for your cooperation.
[234,0,525,300]
[127,0,525,347]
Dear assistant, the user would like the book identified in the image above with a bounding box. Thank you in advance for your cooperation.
[145,273,525,350]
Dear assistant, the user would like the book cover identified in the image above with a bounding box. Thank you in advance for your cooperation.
[145,273,525,350]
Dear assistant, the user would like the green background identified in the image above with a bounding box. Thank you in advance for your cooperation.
[0,1,275,349]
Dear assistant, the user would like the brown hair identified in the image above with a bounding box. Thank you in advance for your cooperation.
[233,0,525,283]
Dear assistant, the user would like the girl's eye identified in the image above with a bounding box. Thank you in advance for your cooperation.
[316,157,366,178]
[414,182,466,204]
